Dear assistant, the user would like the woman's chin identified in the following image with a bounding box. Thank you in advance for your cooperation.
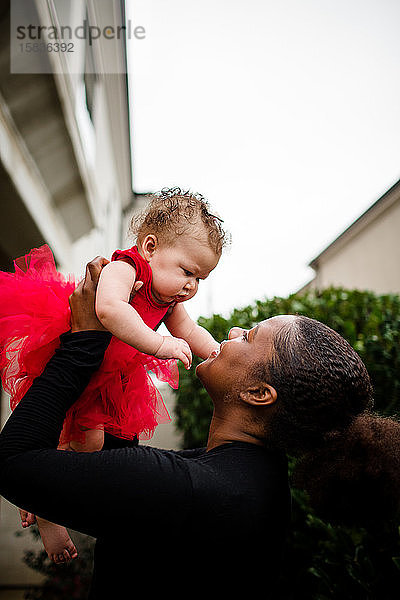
[195,361,204,377]
[196,349,219,378]
[195,357,209,378]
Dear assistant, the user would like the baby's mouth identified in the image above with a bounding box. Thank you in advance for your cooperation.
[173,292,190,301]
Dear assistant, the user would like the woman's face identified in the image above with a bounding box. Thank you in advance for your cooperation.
[196,315,295,399]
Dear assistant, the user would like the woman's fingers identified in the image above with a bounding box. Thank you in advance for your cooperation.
[69,256,109,332]
[132,281,143,293]
[86,257,110,287]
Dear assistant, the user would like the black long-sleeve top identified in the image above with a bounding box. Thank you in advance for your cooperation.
[0,331,290,598]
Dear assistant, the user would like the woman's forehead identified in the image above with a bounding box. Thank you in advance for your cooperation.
[254,315,296,331]
[267,315,297,324]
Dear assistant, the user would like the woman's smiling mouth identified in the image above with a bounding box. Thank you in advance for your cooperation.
[209,347,220,359]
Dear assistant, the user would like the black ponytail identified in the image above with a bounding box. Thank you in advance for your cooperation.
[261,315,400,525]
[293,414,400,525]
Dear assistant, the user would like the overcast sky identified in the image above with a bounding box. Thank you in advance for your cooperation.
[125,0,400,321]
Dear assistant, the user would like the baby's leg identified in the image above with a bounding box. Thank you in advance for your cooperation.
[35,439,77,563]
[36,517,78,564]
[18,443,71,530]
[19,508,36,528]
[32,440,75,563]
[33,428,103,563]
[69,427,104,452]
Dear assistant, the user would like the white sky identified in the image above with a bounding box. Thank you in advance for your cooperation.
[125,0,400,321]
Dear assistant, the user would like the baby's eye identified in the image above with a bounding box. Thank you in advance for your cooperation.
[182,268,193,277]
[242,330,248,342]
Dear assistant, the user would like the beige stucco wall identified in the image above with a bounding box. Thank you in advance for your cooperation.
[309,199,400,294]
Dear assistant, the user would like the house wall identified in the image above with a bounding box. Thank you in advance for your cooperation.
[0,0,134,595]
[306,197,400,294]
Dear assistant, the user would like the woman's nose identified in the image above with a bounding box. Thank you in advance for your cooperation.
[228,327,243,340]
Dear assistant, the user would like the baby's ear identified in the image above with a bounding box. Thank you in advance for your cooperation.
[141,235,158,260]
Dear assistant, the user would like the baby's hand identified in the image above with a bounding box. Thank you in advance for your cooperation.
[155,336,192,370]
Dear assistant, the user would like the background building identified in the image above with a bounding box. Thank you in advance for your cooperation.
[300,179,400,295]
[0,1,134,596]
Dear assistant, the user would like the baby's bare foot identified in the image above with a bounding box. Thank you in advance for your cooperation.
[37,517,78,564]
[19,508,36,528]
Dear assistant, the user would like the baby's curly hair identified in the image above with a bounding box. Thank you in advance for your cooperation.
[130,187,230,255]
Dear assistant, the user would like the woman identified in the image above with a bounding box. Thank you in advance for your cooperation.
[0,258,399,599]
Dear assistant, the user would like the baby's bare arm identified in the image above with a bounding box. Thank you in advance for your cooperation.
[95,261,192,368]
[165,303,219,360]
[96,261,163,354]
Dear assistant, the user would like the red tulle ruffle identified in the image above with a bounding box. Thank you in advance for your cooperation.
[0,245,177,444]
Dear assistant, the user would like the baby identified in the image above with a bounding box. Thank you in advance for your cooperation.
[97,189,224,373]
[1,187,229,562]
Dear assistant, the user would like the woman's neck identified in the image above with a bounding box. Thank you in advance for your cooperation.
[206,412,266,451]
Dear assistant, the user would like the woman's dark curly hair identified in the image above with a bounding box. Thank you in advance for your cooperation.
[130,187,230,255]
[262,315,400,525]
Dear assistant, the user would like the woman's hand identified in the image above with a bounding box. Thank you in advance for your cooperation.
[69,257,109,332]
[69,257,144,333]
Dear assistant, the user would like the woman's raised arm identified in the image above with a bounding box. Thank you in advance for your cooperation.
[0,258,190,539]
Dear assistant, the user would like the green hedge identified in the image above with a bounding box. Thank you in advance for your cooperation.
[174,287,400,598]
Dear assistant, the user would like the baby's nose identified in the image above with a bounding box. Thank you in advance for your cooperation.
[184,279,196,290]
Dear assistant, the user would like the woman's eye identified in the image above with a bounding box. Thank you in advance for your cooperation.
[242,331,248,342]
[183,268,193,277]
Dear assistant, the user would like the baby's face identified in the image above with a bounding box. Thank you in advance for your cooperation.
[143,233,220,304]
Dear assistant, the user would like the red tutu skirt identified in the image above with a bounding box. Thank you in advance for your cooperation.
[0,245,178,445]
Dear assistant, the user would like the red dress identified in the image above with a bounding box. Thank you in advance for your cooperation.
[0,245,178,444]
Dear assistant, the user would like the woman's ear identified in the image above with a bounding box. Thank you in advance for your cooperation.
[240,383,277,407]
[141,235,158,261]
